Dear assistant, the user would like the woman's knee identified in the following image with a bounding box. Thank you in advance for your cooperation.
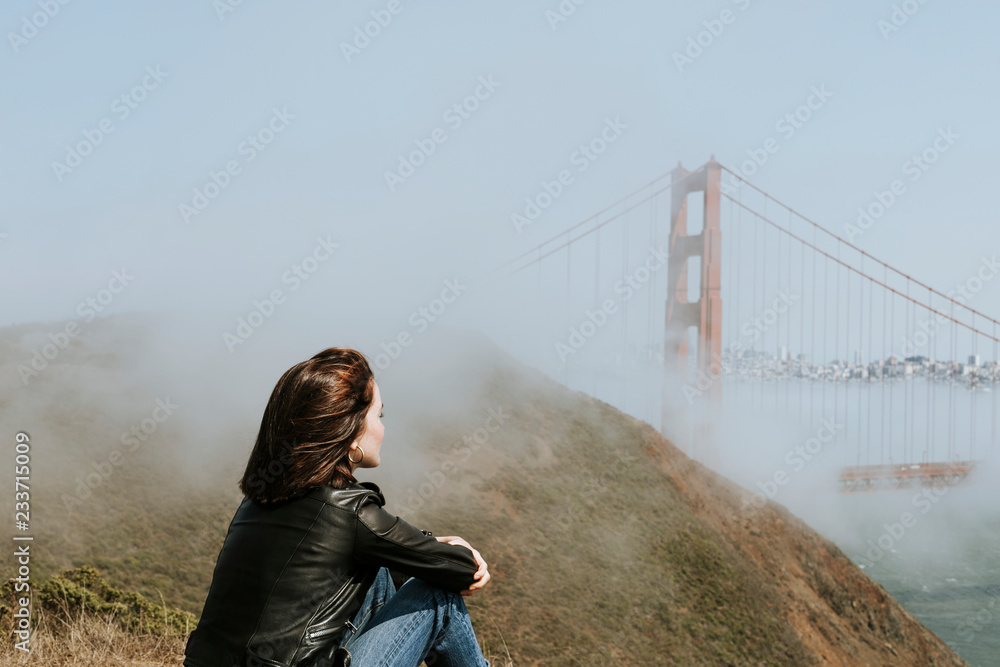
[398,577,467,612]
[374,566,394,590]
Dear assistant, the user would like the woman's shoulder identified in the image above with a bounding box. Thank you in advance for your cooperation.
[305,480,385,511]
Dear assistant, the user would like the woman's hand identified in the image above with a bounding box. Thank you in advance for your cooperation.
[435,535,490,596]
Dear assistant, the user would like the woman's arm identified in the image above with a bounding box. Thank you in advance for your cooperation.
[353,501,479,592]
[433,536,491,596]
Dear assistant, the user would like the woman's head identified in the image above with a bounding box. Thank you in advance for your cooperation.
[239,347,385,504]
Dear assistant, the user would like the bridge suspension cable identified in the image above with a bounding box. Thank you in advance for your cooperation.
[488,157,998,487]
[719,165,1000,331]
[722,193,1000,344]
[487,161,710,280]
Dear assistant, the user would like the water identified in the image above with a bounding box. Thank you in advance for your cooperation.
[713,379,1000,667]
[563,367,1000,665]
[813,489,1000,666]
[717,379,1000,666]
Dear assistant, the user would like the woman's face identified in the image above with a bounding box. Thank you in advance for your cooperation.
[349,381,384,470]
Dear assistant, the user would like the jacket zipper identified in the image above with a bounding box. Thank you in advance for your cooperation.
[308,620,352,642]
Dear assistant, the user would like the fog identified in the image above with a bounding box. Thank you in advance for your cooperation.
[3,1,1000,663]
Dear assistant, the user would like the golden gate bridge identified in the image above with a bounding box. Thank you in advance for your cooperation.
[489,159,999,493]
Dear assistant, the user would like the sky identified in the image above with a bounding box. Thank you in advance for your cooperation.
[4,6,1000,658]
[2,0,999,371]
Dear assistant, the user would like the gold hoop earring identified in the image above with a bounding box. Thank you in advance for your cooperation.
[348,446,364,464]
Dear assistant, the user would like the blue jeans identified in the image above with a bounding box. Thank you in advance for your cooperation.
[337,567,490,667]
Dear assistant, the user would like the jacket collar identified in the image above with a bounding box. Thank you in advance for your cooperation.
[356,480,384,505]
[304,479,384,510]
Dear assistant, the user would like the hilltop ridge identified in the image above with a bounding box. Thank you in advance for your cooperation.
[0,315,969,665]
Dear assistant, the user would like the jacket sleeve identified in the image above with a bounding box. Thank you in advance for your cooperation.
[353,498,478,593]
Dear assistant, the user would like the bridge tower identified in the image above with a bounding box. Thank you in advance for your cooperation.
[661,159,723,453]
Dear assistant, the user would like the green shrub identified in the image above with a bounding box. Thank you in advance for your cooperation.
[1,566,193,639]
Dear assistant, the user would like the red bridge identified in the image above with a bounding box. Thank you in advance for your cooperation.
[839,461,977,493]
[491,159,998,493]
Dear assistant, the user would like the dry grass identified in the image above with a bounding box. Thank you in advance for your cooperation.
[0,320,970,666]
[0,605,186,666]
[0,603,512,667]
[0,566,512,666]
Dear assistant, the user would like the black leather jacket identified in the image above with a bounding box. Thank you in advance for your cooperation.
[183,481,478,667]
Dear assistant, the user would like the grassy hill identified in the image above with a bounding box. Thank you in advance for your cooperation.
[0,314,969,665]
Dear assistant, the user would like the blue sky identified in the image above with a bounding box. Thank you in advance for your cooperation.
[2,0,998,351]
[6,8,1000,659]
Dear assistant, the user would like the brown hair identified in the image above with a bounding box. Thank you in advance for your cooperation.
[239,347,375,503]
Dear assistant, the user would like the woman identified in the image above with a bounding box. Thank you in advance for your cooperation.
[184,347,492,667]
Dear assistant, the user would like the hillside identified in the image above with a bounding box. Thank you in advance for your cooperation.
[0,314,969,665]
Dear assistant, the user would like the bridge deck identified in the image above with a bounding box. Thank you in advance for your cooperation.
[838,461,977,493]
